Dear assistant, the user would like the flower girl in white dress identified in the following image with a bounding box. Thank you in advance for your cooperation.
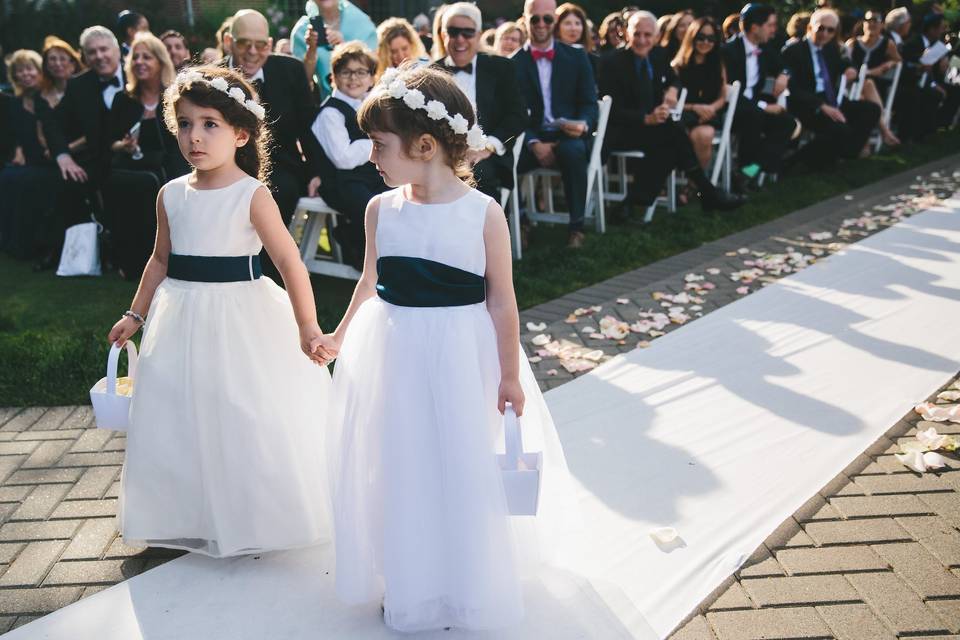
[107,67,337,557]
[314,65,576,633]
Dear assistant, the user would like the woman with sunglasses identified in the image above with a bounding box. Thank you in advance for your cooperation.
[672,17,727,171]
[845,9,902,146]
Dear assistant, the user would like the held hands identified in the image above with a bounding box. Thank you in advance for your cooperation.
[559,121,587,138]
[498,377,525,416]
[119,133,139,155]
[107,316,142,347]
[303,324,339,366]
[644,104,671,125]
[692,104,716,123]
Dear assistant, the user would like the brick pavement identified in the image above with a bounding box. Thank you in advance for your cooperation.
[2,156,960,637]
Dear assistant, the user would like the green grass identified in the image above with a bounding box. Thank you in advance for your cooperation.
[2,130,959,407]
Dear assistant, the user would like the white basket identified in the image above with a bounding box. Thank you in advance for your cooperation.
[497,406,542,516]
[89,342,138,431]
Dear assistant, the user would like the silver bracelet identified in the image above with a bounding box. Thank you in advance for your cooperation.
[123,310,145,325]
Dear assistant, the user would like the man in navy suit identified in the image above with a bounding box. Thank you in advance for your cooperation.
[513,0,598,249]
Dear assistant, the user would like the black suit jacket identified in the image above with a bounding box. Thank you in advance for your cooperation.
[598,47,679,132]
[721,34,784,103]
[46,69,124,179]
[512,41,598,142]
[900,35,943,89]
[781,38,852,119]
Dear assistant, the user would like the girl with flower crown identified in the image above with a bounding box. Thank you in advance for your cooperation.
[312,65,577,633]
[107,66,337,557]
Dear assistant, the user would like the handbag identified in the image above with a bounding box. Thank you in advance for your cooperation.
[497,405,543,516]
[89,341,138,431]
[56,217,102,277]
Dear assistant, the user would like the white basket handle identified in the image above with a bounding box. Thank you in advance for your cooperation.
[107,342,138,396]
[504,405,524,466]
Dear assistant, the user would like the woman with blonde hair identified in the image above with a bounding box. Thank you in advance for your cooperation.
[660,9,695,61]
[493,21,525,56]
[375,17,426,78]
[431,4,450,59]
[40,36,83,108]
[105,31,188,278]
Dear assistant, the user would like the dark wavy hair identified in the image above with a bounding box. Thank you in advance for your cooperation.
[357,64,475,185]
[162,65,272,186]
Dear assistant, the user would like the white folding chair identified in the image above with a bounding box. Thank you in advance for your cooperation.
[287,196,361,280]
[849,63,868,101]
[836,74,848,106]
[499,132,526,260]
[521,95,612,233]
[870,62,903,152]
[710,81,741,191]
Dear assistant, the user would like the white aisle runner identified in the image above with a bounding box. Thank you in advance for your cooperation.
[12,198,960,640]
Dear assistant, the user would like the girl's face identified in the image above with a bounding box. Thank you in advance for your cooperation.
[334,59,373,100]
[676,14,693,41]
[499,29,522,55]
[388,35,414,67]
[558,14,583,45]
[694,25,717,56]
[14,63,40,91]
[45,48,77,81]
[175,97,250,172]
[369,130,424,187]
[131,44,161,83]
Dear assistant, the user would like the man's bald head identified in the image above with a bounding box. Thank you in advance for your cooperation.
[231,10,270,40]
[225,9,272,78]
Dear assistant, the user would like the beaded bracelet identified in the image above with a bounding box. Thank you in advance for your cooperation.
[123,310,145,325]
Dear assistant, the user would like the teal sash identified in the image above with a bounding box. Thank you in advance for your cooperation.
[376,256,485,307]
[167,254,262,282]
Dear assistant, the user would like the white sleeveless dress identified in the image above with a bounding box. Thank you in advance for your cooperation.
[328,187,577,633]
[118,174,333,557]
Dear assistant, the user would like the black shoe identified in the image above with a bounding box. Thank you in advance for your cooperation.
[699,188,746,212]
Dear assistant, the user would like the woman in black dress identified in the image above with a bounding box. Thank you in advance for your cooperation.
[845,9,902,147]
[660,10,694,63]
[672,17,727,171]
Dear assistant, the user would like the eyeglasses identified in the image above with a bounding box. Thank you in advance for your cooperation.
[445,26,477,40]
[694,33,717,43]
[529,14,555,26]
[233,38,271,51]
[815,25,836,34]
[864,14,881,22]
[337,68,371,80]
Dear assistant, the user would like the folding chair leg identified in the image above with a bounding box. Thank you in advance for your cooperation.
[668,171,677,213]
[644,203,656,223]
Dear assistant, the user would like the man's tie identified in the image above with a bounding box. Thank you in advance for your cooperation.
[531,48,555,62]
[98,76,121,91]
[635,56,654,115]
[815,48,837,107]
[444,61,473,74]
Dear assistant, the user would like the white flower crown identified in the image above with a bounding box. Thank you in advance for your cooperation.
[377,67,489,152]
[177,70,266,121]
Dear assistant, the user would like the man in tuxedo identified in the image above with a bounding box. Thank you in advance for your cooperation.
[435,2,526,202]
[513,0,597,249]
[598,12,744,213]
[781,9,880,165]
[39,26,125,269]
[224,9,322,229]
[902,13,959,129]
[721,4,796,177]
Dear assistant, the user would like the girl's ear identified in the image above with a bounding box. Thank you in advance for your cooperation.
[415,133,437,161]
[235,128,251,148]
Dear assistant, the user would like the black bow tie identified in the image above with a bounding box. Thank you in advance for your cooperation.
[444,61,473,74]
[98,76,121,91]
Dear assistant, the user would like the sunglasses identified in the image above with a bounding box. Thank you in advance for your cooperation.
[815,24,836,34]
[529,14,555,26]
[445,26,477,39]
[233,38,271,51]
[864,14,881,22]
[694,33,717,43]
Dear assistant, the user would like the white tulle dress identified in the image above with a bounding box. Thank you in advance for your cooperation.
[328,187,577,633]
[118,174,333,557]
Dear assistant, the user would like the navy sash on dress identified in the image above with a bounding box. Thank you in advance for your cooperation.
[376,256,485,307]
[167,254,262,282]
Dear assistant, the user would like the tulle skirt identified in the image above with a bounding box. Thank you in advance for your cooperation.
[328,297,577,633]
[118,276,333,557]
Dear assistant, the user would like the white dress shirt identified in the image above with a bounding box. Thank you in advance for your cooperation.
[311,89,372,170]
[445,54,478,107]
[807,39,826,93]
[101,66,124,109]
[742,36,761,100]
[226,57,266,84]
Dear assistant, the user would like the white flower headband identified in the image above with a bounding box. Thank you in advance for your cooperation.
[377,67,488,152]
[178,70,266,121]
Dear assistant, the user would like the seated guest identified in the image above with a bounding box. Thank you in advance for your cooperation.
[514,0,598,249]
[659,10,694,62]
[884,7,911,47]
[494,21,526,57]
[555,3,599,74]
[160,30,192,70]
[722,4,797,177]
[784,11,811,48]
[412,13,433,53]
[40,26,126,270]
[274,38,292,55]
[722,13,741,41]
[902,13,960,129]
[599,11,744,213]
[375,17,426,80]
[598,12,626,53]
[781,9,881,165]
[431,4,450,59]
[437,3,526,202]
[291,0,377,98]
[116,10,149,58]
[308,41,385,270]
[845,9,902,146]
[40,37,84,108]
[105,32,188,279]
[672,17,727,171]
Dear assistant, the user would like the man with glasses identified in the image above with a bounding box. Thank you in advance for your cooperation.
[781,8,880,165]
[435,2,525,202]
[514,0,598,249]
[223,10,322,275]
[722,3,796,181]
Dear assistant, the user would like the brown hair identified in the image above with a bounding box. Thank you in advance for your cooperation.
[599,12,625,47]
[660,9,695,48]
[331,41,378,78]
[672,16,721,69]
[357,64,474,184]
[555,3,593,52]
[163,65,272,186]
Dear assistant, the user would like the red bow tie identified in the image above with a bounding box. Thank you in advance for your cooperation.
[531,48,555,62]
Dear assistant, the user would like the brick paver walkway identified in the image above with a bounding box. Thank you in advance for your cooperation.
[2,155,960,637]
